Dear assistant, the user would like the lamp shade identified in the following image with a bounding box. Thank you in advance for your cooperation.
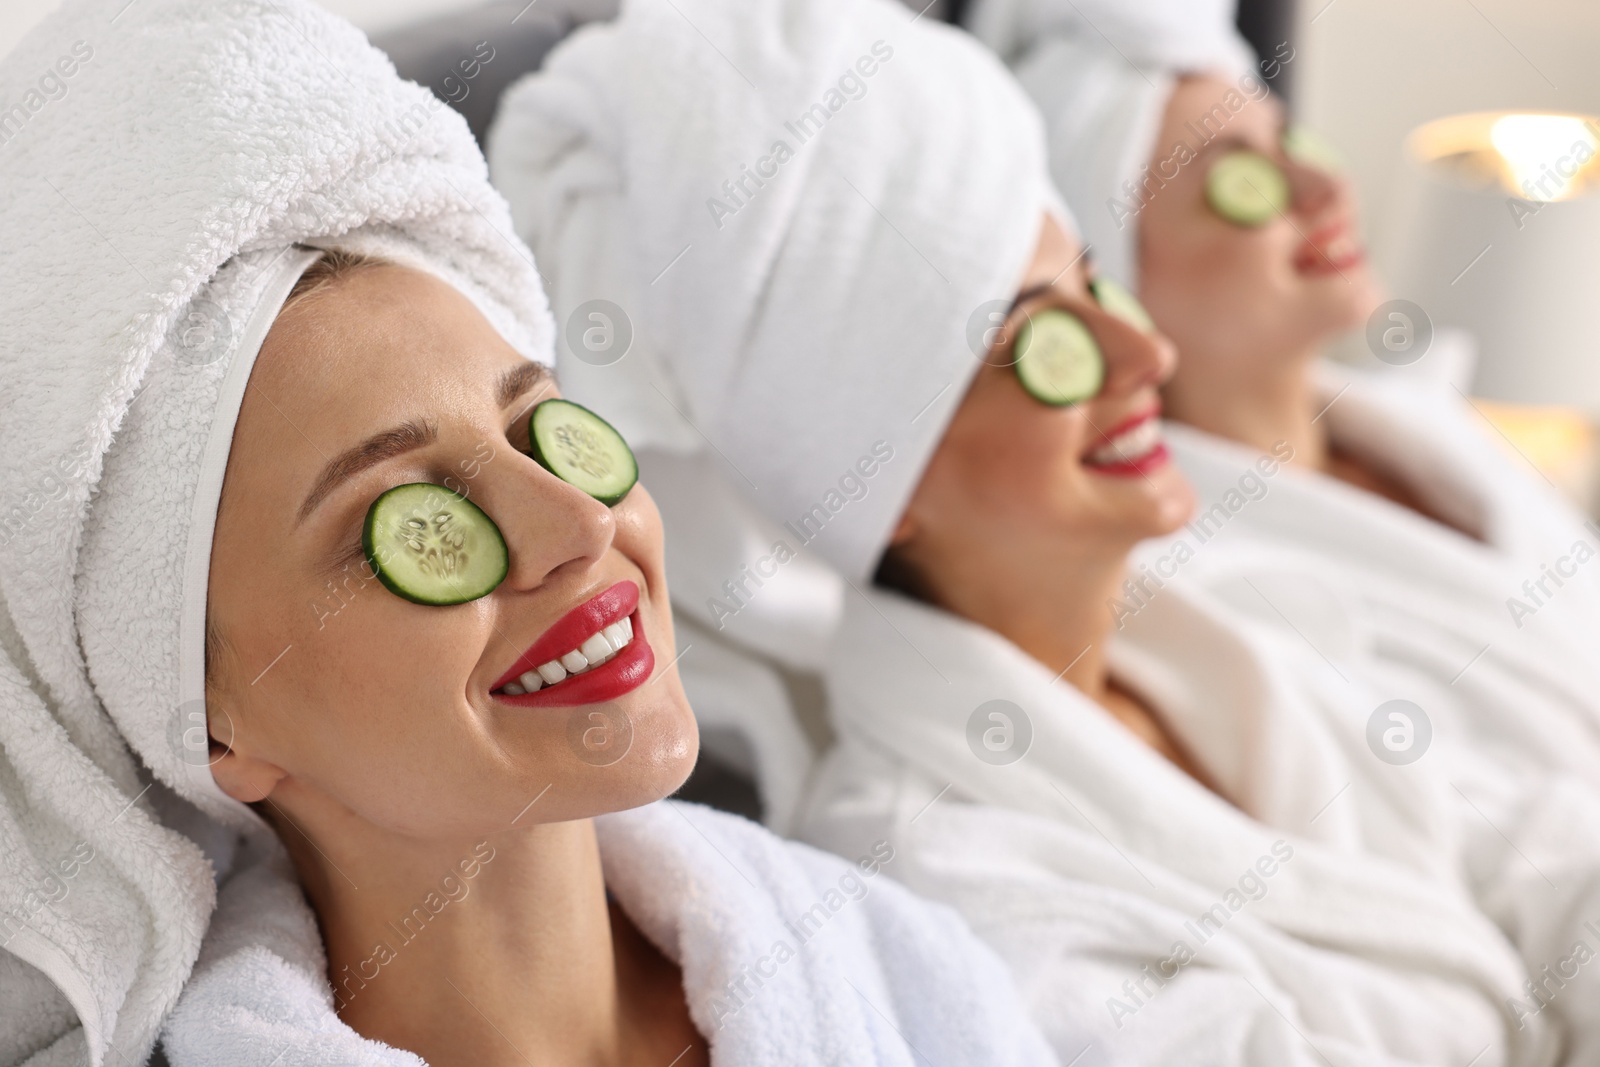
[1382,110,1600,411]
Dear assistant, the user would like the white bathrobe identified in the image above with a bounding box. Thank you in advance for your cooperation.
[1160,361,1600,788]
[160,800,1061,1067]
[797,577,1600,1066]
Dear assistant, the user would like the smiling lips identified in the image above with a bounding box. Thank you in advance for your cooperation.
[1084,407,1170,477]
[490,580,655,707]
[1295,217,1365,275]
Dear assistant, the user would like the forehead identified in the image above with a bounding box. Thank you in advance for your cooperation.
[1164,74,1281,137]
[227,265,537,499]
[256,264,516,411]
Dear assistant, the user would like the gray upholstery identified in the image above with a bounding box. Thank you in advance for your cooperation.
[372,0,619,147]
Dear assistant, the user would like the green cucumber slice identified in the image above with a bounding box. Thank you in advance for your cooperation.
[363,483,509,605]
[1205,150,1290,227]
[528,398,638,506]
[1089,275,1156,333]
[1014,309,1104,406]
[1282,124,1342,175]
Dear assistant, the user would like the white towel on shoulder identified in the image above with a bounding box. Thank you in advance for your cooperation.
[162,800,1063,1067]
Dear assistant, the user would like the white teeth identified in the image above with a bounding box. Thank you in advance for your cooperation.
[1087,418,1163,467]
[602,622,628,651]
[580,632,612,665]
[498,616,639,694]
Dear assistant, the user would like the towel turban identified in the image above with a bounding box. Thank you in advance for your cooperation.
[0,0,552,1061]
[489,0,1067,582]
[966,0,1260,287]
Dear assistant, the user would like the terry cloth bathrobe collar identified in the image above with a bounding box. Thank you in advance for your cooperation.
[798,578,1566,1065]
[160,799,1062,1067]
[1160,358,1600,784]
[0,1,552,1062]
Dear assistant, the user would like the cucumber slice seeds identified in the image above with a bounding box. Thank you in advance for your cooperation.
[1205,150,1290,227]
[528,398,638,506]
[363,483,509,605]
[1089,276,1156,334]
[1014,308,1105,406]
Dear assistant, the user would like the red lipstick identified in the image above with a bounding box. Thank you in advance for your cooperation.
[490,581,655,707]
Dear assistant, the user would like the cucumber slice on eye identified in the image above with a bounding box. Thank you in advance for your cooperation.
[1089,275,1156,333]
[1282,124,1342,175]
[363,483,509,606]
[1205,150,1290,227]
[528,398,638,506]
[1014,308,1105,406]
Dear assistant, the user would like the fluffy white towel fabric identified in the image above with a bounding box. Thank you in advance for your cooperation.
[487,0,1065,582]
[1160,360,1600,785]
[798,576,1600,1066]
[0,0,552,1062]
[162,799,1061,1067]
[962,0,1259,287]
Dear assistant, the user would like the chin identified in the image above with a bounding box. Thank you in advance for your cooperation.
[1093,455,1197,542]
[610,687,701,798]
[1296,266,1383,339]
[1145,464,1197,537]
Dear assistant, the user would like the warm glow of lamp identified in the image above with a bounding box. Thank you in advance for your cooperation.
[1488,114,1599,202]
[1383,110,1600,509]
[1382,110,1600,413]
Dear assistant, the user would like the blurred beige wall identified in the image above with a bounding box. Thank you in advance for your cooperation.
[1297,0,1600,281]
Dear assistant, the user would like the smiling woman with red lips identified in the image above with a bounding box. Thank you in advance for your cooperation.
[969,0,1600,818]
[192,254,1056,1067]
[872,213,1204,779]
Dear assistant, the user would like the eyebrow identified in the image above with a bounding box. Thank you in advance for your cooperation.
[1196,133,1264,162]
[294,361,552,527]
[1009,279,1085,315]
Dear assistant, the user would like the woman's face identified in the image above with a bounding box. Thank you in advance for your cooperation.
[1137,76,1383,379]
[206,263,696,836]
[892,214,1195,599]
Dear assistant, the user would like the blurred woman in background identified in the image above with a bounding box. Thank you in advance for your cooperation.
[489,0,1600,1063]
[964,0,1600,789]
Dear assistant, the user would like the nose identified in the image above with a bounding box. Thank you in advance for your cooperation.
[491,451,617,591]
[1092,303,1178,397]
[1287,157,1344,220]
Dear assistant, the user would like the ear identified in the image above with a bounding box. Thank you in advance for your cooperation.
[207,728,287,804]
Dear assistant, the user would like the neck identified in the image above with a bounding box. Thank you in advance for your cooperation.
[1163,351,1330,471]
[269,786,629,1066]
[934,545,1128,704]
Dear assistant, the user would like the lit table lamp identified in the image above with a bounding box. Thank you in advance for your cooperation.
[1382,111,1600,510]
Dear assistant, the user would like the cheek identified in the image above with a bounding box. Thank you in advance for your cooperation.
[1143,215,1300,347]
[940,399,1085,515]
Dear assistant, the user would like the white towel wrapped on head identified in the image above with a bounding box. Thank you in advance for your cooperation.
[488,0,1066,582]
[0,1,551,1062]
[963,0,1260,287]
